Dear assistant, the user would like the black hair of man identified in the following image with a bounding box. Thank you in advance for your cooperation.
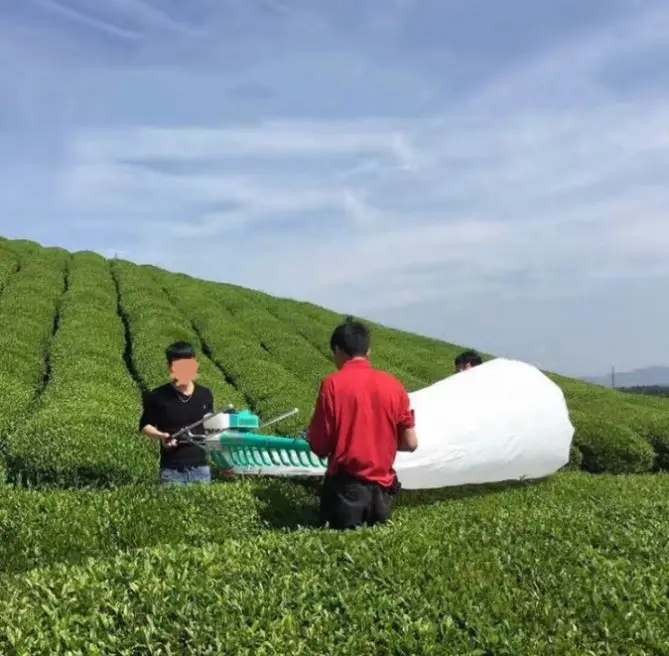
[454,349,482,369]
[329,316,371,358]
[165,341,197,364]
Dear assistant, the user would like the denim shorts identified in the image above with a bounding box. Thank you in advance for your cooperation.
[160,465,211,486]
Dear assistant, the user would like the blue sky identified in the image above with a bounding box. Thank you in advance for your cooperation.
[1,0,668,378]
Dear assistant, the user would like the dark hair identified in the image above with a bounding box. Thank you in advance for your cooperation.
[329,316,371,358]
[454,349,482,368]
[166,341,196,364]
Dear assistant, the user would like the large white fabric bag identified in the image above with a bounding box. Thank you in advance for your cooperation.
[394,357,574,489]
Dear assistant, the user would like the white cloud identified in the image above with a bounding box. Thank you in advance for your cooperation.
[59,160,346,229]
[13,0,669,338]
[70,122,413,162]
[58,91,669,312]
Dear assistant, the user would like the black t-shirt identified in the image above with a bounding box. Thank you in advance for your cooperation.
[139,382,214,469]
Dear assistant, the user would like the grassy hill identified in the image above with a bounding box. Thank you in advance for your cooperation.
[1,234,669,652]
[0,234,667,487]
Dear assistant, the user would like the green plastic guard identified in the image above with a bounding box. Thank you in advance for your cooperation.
[208,432,329,471]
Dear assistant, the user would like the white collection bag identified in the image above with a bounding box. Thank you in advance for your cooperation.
[395,357,574,488]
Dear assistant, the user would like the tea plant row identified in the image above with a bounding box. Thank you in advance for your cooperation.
[0,473,667,654]
[0,240,668,486]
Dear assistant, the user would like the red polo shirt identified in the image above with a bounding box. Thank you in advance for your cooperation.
[307,358,415,488]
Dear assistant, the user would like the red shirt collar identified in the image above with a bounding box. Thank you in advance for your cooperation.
[342,357,371,369]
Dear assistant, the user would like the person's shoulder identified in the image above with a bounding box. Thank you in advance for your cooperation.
[320,371,339,387]
[194,383,213,397]
[373,368,408,391]
[142,383,169,407]
[147,382,172,397]
[319,368,350,395]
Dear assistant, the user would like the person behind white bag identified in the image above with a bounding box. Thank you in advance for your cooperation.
[454,349,483,373]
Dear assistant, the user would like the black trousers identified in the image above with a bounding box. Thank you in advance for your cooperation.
[319,473,398,530]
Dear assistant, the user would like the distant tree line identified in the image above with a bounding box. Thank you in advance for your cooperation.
[619,386,669,397]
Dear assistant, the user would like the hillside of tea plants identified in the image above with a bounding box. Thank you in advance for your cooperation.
[0,234,668,654]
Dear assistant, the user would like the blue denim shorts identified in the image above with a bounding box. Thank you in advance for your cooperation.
[160,465,211,485]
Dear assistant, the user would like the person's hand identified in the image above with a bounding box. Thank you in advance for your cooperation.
[159,433,178,448]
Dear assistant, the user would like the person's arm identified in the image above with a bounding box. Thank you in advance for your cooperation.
[139,391,172,444]
[396,389,417,452]
[306,380,336,458]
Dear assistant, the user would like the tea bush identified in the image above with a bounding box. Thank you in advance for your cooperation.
[0,480,266,575]
[111,260,245,407]
[1,473,668,654]
[0,240,19,291]
[631,411,669,470]
[4,253,155,487]
[0,246,69,440]
[158,269,340,393]
[570,410,656,473]
[0,236,667,483]
[246,289,431,389]
[199,281,336,391]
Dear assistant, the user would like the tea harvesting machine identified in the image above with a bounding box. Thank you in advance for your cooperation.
[171,405,328,476]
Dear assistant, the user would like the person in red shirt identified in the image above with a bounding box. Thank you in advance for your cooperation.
[307,316,418,530]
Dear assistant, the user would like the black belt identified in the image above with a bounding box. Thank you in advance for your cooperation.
[166,465,206,473]
[326,469,402,496]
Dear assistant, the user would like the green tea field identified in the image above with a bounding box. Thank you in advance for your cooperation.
[0,235,668,653]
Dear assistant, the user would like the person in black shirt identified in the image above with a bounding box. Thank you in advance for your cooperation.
[139,341,214,485]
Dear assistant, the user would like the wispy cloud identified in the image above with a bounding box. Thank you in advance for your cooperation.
[57,97,669,300]
[105,0,205,36]
[69,122,413,161]
[31,0,206,39]
[32,0,141,40]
